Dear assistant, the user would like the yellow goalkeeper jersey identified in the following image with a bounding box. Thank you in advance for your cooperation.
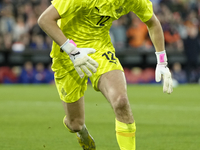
[50,0,153,60]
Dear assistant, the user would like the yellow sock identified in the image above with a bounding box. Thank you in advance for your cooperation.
[116,119,136,150]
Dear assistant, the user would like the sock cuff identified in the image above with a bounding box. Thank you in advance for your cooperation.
[115,119,136,133]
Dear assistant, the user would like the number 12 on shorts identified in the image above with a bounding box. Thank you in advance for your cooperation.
[102,51,117,64]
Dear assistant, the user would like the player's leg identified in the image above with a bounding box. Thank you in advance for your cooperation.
[98,70,136,150]
[62,98,96,150]
[54,65,96,150]
[62,96,85,132]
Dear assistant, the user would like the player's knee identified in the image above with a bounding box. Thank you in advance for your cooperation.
[112,94,129,110]
[68,118,84,132]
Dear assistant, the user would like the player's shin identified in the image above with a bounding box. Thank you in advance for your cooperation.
[116,119,136,150]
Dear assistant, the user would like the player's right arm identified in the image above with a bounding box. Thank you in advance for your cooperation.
[38,5,67,46]
[38,4,98,78]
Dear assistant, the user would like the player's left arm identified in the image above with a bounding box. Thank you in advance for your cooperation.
[144,14,173,94]
[144,14,164,53]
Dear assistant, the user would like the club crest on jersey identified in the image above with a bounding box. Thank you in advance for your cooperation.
[115,6,123,14]
[61,88,67,97]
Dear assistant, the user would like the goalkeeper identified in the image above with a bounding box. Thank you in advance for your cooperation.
[38,0,173,149]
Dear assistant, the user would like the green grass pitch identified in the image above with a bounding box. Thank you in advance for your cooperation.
[0,84,199,150]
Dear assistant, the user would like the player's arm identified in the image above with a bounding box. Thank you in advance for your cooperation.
[144,14,173,94]
[38,5,98,78]
[144,14,164,53]
[38,5,67,46]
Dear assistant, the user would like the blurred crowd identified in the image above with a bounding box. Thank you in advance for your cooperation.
[0,0,199,52]
[0,61,54,83]
[0,0,200,84]
[0,0,52,52]
[111,0,200,52]
[0,61,188,84]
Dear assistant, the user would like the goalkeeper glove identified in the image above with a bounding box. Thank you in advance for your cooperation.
[155,50,173,94]
[60,39,99,78]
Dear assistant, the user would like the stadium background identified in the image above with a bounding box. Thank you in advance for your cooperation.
[0,0,200,84]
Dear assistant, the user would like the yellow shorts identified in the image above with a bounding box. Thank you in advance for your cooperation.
[53,49,123,103]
